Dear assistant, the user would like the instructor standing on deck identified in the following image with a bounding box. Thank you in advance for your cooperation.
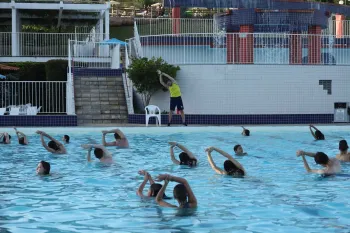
[158,70,187,126]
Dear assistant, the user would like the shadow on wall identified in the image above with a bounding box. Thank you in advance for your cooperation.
[302,53,336,65]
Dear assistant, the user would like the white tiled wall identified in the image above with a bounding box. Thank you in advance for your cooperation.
[149,65,350,114]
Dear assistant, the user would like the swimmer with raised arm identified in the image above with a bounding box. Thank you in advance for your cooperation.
[309,124,325,140]
[62,135,70,144]
[0,132,11,144]
[137,170,168,198]
[36,161,50,175]
[155,174,197,208]
[14,128,28,145]
[81,144,112,163]
[169,142,197,167]
[241,126,250,136]
[102,129,129,148]
[158,70,187,126]
[206,146,246,177]
[234,144,247,156]
[336,140,350,162]
[296,150,341,175]
[36,131,66,154]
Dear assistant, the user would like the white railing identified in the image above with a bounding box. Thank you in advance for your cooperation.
[324,20,350,36]
[0,81,67,114]
[0,32,105,57]
[140,33,350,65]
[69,40,113,68]
[135,18,217,36]
[134,21,143,57]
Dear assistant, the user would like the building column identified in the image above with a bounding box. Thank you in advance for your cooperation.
[239,25,254,64]
[104,10,109,40]
[11,6,17,56]
[308,25,322,64]
[336,14,345,39]
[98,11,104,41]
[289,32,302,64]
[226,31,239,64]
[16,10,21,56]
[172,7,180,34]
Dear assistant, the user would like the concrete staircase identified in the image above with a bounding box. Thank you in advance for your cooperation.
[74,76,128,125]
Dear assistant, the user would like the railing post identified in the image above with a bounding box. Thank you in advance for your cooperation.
[11,1,18,56]
[67,39,75,115]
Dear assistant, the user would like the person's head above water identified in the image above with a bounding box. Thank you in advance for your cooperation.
[234,145,243,154]
[3,134,11,143]
[48,140,59,151]
[173,184,188,204]
[243,129,250,136]
[94,148,104,159]
[314,152,329,166]
[315,130,325,140]
[179,152,196,166]
[19,137,25,145]
[224,160,245,177]
[114,133,121,140]
[36,161,50,175]
[63,135,70,143]
[148,183,166,197]
[339,140,349,152]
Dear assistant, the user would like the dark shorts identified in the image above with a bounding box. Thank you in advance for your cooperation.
[170,96,184,111]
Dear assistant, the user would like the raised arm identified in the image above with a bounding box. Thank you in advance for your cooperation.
[296,150,316,158]
[169,175,197,208]
[175,142,197,161]
[40,131,66,154]
[161,72,176,83]
[137,170,150,197]
[158,70,168,88]
[1,133,10,144]
[301,155,324,174]
[36,131,56,153]
[309,125,317,140]
[213,147,245,172]
[102,131,117,146]
[155,179,177,208]
[14,128,28,145]
[168,142,180,165]
[206,147,226,175]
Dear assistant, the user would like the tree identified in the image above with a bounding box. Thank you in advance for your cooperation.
[126,57,180,107]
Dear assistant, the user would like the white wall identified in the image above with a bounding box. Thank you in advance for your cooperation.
[149,65,350,114]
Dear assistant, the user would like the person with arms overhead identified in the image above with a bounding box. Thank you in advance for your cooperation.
[309,124,325,140]
[168,142,197,167]
[36,131,66,154]
[336,140,350,162]
[296,150,341,175]
[0,132,11,144]
[206,146,246,177]
[241,126,250,136]
[81,144,113,163]
[155,174,197,208]
[13,128,28,145]
[158,70,187,126]
[102,129,129,148]
[137,170,168,198]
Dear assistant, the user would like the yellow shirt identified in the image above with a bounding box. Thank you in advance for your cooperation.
[169,83,181,97]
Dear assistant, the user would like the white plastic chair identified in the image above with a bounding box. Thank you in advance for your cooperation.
[145,105,161,127]
[0,108,6,115]
[9,107,20,115]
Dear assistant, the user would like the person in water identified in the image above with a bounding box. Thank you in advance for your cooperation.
[155,174,197,208]
[36,131,66,154]
[336,140,350,162]
[234,144,247,156]
[309,124,325,140]
[296,150,341,175]
[158,70,187,126]
[62,135,70,144]
[14,128,28,145]
[168,142,197,167]
[206,146,246,177]
[81,144,112,163]
[102,129,129,148]
[241,126,250,136]
[137,170,167,198]
[0,132,11,144]
[36,161,50,175]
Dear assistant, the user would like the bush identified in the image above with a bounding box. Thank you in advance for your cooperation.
[126,57,180,106]
[8,62,47,81]
[45,60,68,81]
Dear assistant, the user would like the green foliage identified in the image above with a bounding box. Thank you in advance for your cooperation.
[12,62,47,81]
[45,60,68,81]
[126,57,180,106]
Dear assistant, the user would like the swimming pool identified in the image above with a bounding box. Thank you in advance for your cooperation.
[1,126,350,233]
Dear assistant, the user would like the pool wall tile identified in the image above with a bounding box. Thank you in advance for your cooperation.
[0,116,77,127]
[128,114,334,125]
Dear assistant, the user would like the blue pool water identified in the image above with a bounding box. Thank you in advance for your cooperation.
[1,126,350,233]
